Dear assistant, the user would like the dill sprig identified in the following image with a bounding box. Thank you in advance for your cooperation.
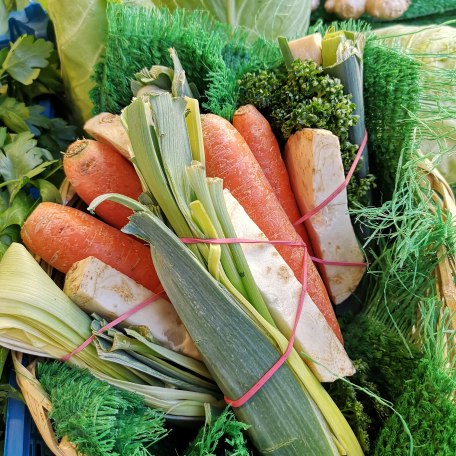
[38,361,168,456]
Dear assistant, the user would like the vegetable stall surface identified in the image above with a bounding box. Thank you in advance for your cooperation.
[63,139,142,229]
[223,189,355,382]
[232,104,314,256]
[201,113,343,343]
[64,256,200,359]
[20,202,162,293]
[284,128,365,304]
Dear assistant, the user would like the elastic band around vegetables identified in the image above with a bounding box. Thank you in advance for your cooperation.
[63,131,367,405]
[181,133,368,407]
[182,237,365,407]
[294,131,368,226]
[61,289,165,362]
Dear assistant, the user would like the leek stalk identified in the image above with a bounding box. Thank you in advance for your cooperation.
[125,208,339,456]
[95,89,364,454]
[0,243,218,418]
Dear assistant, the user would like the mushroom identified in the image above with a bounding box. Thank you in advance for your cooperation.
[311,0,321,11]
[324,0,367,20]
[365,0,411,19]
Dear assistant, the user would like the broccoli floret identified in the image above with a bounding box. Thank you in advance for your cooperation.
[239,60,374,206]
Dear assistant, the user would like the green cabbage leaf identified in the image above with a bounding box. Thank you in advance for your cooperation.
[152,0,311,40]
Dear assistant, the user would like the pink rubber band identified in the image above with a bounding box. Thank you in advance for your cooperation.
[225,244,309,407]
[294,131,368,226]
[180,238,366,268]
[181,130,369,407]
[61,290,165,362]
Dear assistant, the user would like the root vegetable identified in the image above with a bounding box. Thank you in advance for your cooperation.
[224,189,355,382]
[201,113,343,343]
[325,0,367,19]
[21,202,162,293]
[64,256,200,359]
[83,113,132,159]
[365,0,410,19]
[232,104,314,255]
[64,139,143,230]
[287,33,323,66]
[311,0,321,11]
[284,128,365,304]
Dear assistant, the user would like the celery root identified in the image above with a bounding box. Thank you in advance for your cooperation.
[64,256,200,359]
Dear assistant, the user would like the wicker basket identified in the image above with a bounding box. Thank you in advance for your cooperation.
[11,351,79,456]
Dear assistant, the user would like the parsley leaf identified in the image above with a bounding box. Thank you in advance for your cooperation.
[0,131,57,201]
[1,35,53,85]
[0,95,29,132]
[0,188,34,259]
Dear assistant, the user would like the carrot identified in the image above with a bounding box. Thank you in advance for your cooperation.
[232,104,314,256]
[202,113,343,343]
[21,202,161,293]
[63,139,143,230]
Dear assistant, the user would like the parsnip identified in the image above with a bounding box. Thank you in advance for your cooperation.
[64,256,200,359]
[284,128,365,304]
[223,189,355,382]
[84,113,132,159]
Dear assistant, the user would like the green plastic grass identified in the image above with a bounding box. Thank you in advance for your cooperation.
[91,3,280,120]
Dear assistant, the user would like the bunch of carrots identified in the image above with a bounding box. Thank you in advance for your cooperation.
[21,105,349,341]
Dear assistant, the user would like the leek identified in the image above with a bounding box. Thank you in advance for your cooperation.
[125,208,339,455]
[0,243,218,418]
[120,95,275,325]
[92,89,364,455]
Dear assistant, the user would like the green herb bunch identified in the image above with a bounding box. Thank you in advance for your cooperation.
[0,35,77,258]
[239,59,373,206]
[38,361,168,456]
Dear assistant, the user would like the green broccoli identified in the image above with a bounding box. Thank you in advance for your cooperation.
[239,59,374,206]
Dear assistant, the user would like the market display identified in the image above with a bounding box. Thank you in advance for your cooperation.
[0,1,455,456]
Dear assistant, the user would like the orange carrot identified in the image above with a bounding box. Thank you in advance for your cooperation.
[232,105,314,256]
[63,139,143,230]
[21,202,161,293]
[202,113,343,343]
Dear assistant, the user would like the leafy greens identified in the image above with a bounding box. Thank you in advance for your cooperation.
[152,0,312,41]
[0,34,76,258]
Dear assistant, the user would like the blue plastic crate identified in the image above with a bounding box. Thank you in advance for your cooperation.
[0,2,49,49]
[3,4,54,453]
[4,362,49,456]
